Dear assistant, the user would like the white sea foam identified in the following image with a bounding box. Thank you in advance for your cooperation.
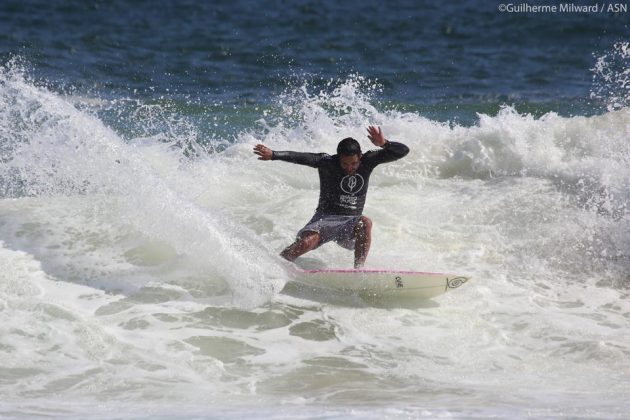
[591,41,630,111]
[1,63,630,417]
[0,62,285,306]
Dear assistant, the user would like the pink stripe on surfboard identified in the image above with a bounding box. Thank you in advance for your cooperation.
[300,268,448,275]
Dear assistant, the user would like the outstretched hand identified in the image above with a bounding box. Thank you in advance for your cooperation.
[367,125,386,147]
[253,144,273,160]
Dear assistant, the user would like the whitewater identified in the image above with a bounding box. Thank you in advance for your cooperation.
[1,63,630,418]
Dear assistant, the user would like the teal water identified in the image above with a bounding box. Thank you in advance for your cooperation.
[2,1,629,121]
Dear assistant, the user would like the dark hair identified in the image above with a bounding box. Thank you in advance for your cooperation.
[337,137,362,156]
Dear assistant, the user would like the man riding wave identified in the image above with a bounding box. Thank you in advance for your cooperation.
[254,126,409,269]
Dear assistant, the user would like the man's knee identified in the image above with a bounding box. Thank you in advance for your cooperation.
[355,216,372,237]
[358,216,372,231]
[298,231,320,249]
[280,231,320,261]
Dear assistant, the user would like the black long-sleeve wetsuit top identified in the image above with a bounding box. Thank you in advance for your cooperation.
[272,141,409,216]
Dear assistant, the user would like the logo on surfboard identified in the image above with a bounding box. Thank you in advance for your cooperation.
[447,277,468,289]
[340,174,365,195]
[395,276,404,288]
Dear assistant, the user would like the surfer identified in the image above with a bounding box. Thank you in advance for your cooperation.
[254,126,409,269]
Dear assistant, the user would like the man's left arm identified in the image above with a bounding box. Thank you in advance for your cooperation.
[365,125,410,165]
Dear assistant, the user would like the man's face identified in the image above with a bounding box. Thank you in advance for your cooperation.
[340,154,361,175]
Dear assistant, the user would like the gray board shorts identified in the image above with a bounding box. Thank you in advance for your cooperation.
[297,212,362,250]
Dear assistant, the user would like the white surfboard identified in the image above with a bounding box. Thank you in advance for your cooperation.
[290,268,470,299]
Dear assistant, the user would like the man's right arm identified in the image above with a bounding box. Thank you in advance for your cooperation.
[271,151,327,168]
[254,144,325,168]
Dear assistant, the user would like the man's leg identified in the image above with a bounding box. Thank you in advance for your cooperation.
[353,216,372,269]
[280,231,320,262]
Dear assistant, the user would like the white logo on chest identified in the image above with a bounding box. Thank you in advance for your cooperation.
[340,174,365,195]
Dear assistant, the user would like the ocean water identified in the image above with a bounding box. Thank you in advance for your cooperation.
[1,1,630,418]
